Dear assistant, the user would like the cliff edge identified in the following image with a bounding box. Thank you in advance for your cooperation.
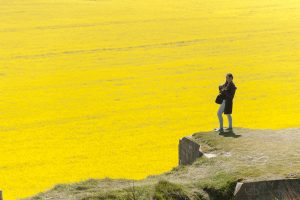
[24,128,300,200]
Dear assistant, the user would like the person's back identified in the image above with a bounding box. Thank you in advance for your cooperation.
[225,81,237,100]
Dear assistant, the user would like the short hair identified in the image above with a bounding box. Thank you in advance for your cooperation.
[227,73,233,80]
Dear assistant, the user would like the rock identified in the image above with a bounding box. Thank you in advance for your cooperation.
[178,136,203,165]
[234,179,300,200]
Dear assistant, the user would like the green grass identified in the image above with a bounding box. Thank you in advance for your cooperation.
[153,180,190,200]
[196,171,242,200]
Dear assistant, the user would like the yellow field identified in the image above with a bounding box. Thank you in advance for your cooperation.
[0,0,300,199]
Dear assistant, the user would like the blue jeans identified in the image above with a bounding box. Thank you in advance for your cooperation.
[217,100,232,129]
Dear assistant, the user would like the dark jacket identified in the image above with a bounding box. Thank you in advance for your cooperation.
[219,81,237,114]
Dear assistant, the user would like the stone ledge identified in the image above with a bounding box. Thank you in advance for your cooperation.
[234,179,300,200]
[178,136,203,165]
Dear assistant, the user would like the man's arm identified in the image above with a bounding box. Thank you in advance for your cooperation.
[219,85,223,93]
[219,82,227,93]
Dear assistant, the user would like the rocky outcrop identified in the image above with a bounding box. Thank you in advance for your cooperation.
[234,179,300,200]
[178,136,202,165]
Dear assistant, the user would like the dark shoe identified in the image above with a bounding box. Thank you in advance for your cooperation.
[214,128,224,132]
[224,127,233,131]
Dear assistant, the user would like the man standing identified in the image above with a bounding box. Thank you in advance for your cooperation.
[215,73,237,132]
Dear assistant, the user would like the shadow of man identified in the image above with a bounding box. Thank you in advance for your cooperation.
[219,130,241,138]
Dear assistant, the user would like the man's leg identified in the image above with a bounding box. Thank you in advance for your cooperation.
[226,114,232,129]
[216,100,225,131]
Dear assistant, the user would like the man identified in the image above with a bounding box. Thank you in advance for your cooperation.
[215,73,237,132]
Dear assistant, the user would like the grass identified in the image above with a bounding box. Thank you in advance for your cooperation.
[153,180,190,200]
[197,171,242,200]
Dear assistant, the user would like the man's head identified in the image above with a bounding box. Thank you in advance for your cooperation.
[226,73,233,82]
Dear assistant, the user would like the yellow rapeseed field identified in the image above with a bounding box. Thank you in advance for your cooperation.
[0,0,300,199]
